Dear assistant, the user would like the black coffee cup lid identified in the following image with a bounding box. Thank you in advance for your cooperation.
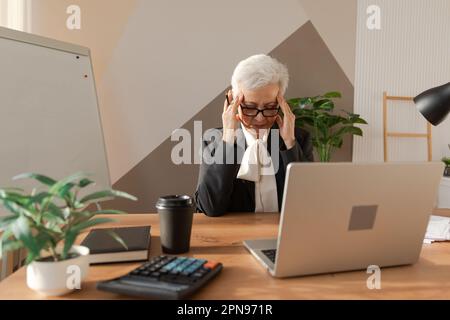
[156,195,194,209]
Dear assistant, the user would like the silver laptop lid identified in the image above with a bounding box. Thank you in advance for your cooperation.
[274,162,443,278]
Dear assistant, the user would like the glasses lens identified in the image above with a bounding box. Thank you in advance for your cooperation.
[240,105,279,117]
[263,108,279,117]
[241,107,258,116]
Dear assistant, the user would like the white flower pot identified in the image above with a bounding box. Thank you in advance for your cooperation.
[26,245,90,297]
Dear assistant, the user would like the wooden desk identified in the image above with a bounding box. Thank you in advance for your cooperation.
[1,212,450,300]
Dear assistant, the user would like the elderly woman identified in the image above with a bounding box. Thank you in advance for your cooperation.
[195,54,314,216]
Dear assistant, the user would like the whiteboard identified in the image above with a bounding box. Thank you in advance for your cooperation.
[0,27,110,214]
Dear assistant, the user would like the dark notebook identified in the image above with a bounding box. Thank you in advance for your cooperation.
[81,226,151,264]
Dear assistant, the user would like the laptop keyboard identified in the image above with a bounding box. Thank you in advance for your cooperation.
[262,249,277,263]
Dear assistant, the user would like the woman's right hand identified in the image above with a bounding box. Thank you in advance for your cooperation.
[222,90,243,144]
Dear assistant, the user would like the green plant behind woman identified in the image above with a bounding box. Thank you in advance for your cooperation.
[288,91,368,162]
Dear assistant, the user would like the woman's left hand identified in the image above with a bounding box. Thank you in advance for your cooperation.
[276,94,296,149]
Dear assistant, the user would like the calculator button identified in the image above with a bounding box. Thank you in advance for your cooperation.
[160,262,178,272]
[174,259,195,273]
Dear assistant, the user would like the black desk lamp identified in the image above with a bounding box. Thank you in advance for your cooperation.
[414,82,450,126]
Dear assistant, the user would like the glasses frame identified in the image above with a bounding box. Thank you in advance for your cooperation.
[239,104,280,118]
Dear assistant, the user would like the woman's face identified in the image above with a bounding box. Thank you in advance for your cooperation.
[237,83,280,134]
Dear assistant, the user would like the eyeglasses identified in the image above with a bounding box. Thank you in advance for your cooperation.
[240,104,280,117]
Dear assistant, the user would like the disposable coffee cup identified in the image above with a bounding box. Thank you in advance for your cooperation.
[156,195,195,254]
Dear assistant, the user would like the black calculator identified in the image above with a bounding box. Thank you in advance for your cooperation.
[96,255,223,299]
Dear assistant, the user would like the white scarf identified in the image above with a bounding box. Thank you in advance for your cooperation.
[237,125,279,212]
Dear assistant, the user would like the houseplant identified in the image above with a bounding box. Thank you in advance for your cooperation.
[288,91,368,162]
[0,172,137,296]
[442,157,450,176]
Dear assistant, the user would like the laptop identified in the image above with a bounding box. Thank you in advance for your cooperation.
[243,162,444,278]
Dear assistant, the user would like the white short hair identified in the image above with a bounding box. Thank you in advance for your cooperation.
[231,54,289,99]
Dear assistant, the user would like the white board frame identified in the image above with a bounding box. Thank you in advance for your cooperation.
[0,27,111,211]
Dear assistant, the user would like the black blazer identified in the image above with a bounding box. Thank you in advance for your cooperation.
[195,124,314,216]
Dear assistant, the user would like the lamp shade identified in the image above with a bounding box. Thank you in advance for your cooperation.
[414,82,450,126]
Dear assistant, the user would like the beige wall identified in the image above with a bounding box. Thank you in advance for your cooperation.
[299,0,357,84]
[5,1,359,213]
[25,0,313,183]
[97,0,310,183]
[110,21,355,213]
[30,0,137,82]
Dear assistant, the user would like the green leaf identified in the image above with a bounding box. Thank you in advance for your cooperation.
[48,172,87,195]
[25,253,39,265]
[106,230,128,250]
[79,178,94,188]
[287,98,301,107]
[313,99,334,111]
[1,238,23,252]
[2,200,35,219]
[57,183,75,199]
[27,191,52,207]
[1,236,24,260]
[62,229,77,260]
[325,115,346,128]
[62,217,116,259]
[46,202,65,220]
[352,118,368,125]
[334,126,363,138]
[1,229,12,241]
[10,216,40,258]
[295,116,315,126]
[341,110,368,124]
[34,232,54,254]
[80,190,137,204]
[13,173,57,186]
[42,211,65,226]
[71,217,116,233]
[288,97,315,107]
[322,91,342,98]
[300,97,315,106]
[330,135,344,148]
[0,229,12,259]
[0,214,18,230]
[0,190,31,207]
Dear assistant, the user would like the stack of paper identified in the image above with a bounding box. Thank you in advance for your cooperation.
[423,215,450,244]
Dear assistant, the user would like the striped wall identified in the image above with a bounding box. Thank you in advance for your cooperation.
[353,0,450,162]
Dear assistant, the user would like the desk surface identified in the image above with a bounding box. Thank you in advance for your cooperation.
[1,211,450,300]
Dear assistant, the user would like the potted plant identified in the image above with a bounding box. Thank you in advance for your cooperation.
[288,91,368,162]
[442,157,450,177]
[0,172,137,296]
